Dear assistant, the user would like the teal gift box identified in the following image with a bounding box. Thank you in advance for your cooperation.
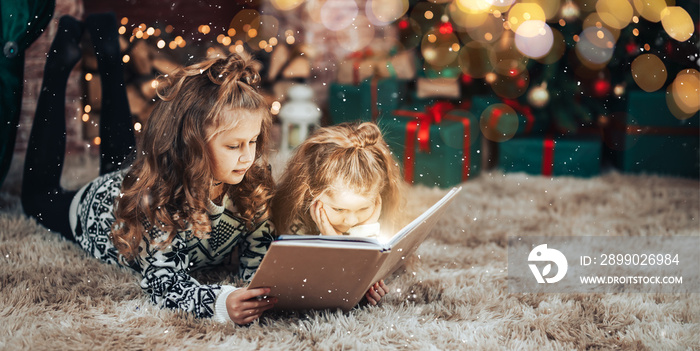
[499,136,602,177]
[379,102,481,188]
[328,78,407,125]
[470,95,550,136]
[606,91,699,178]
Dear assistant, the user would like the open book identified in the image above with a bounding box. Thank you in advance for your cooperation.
[248,187,462,311]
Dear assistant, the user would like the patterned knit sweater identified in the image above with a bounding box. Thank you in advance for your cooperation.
[68,170,274,321]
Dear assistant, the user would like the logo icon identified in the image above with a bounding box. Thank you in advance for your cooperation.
[528,244,568,283]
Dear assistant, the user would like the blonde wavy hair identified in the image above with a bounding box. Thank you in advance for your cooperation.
[271,122,405,235]
[112,53,274,260]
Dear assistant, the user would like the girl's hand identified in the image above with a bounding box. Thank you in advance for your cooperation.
[310,200,343,236]
[359,195,382,226]
[226,287,277,325]
[365,280,388,305]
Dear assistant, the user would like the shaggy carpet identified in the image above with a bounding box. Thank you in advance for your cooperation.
[1,154,698,350]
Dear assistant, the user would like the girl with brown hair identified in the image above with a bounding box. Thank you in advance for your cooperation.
[22,17,277,325]
[271,122,407,305]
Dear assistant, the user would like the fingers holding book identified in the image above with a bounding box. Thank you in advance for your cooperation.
[365,280,389,306]
[226,287,277,325]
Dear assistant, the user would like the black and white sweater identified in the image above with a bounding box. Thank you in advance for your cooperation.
[68,170,274,322]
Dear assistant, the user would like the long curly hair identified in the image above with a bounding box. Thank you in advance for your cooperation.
[271,122,405,235]
[111,53,274,260]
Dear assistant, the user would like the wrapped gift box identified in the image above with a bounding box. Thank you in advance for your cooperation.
[379,102,481,188]
[328,77,407,124]
[606,91,699,178]
[471,95,550,136]
[499,136,602,177]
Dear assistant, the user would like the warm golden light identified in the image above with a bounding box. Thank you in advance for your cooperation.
[81,113,89,122]
[596,0,633,30]
[134,122,142,132]
[157,40,165,49]
[671,69,700,115]
[122,55,130,63]
[248,28,258,38]
[425,11,434,20]
[93,137,101,145]
[120,17,128,25]
[118,26,126,35]
[222,36,232,46]
[228,28,236,36]
[661,6,694,42]
[631,54,667,92]
[84,105,92,113]
[85,73,93,81]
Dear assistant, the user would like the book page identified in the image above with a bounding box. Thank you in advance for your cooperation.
[275,234,382,250]
[386,187,463,249]
[370,187,463,283]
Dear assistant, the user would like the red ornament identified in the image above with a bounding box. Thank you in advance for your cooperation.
[461,74,472,84]
[398,19,409,30]
[438,21,453,35]
[625,42,638,55]
[593,79,611,97]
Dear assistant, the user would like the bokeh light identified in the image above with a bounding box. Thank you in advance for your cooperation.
[507,3,546,33]
[448,1,489,31]
[575,26,616,68]
[632,0,666,23]
[489,31,529,76]
[536,28,565,64]
[230,9,260,41]
[596,0,633,30]
[491,70,530,99]
[670,69,700,117]
[661,6,695,42]
[630,54,667,92]
[479,103,519,142]
[531,0,562,20]
[421,29,460,67]
[514,20,554,59]
[335,15,375,52]
[320,0,358,31]
[582,12,621,41]
[462,12,505,44]
[270,0,305,11]
[366,0,409,26]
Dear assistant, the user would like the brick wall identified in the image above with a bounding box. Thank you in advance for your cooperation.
[15,0,85,158]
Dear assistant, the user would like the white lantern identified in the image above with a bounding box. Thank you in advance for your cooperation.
[277,84,321,155]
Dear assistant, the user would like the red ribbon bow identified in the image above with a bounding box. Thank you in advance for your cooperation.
[394,101,455,152]
[392,102,472,183]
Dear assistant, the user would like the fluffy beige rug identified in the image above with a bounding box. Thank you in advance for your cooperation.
[1,154,698,350]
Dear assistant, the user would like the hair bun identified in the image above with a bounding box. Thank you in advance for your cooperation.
[209,52,261,86]
[351,122,381,149]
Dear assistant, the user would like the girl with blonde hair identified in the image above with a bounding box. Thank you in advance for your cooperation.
[23,45,277,324]
[271,122,406,305]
